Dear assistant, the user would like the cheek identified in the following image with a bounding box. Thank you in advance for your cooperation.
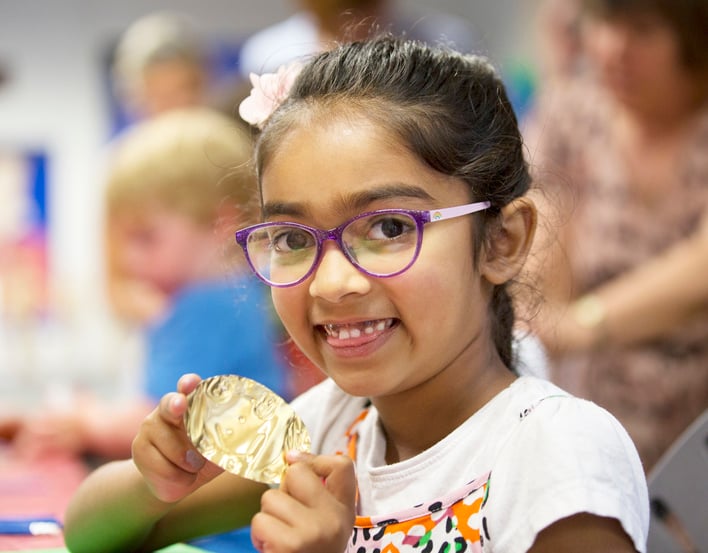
[395,243,479,328]
[152,238,185,269]
[390,265,487,372]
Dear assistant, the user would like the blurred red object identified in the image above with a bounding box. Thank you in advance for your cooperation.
[280,340,324,399]
[0,447,88,550]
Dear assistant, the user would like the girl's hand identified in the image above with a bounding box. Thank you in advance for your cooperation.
[131,373,223,504]
[251,451,357,553]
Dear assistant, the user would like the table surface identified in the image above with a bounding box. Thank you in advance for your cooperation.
[0,446,211,553]
[0,546,206,553]
[0,447,89,552]
[0,545,207,553]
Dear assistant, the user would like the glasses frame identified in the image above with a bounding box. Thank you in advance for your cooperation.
[235,200,491,288]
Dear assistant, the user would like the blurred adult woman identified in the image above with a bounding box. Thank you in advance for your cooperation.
[526,0,708,471]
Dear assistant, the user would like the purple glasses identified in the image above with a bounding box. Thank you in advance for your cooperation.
[235,201,491,287]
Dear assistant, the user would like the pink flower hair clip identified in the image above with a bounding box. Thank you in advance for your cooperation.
[238,62,303,129]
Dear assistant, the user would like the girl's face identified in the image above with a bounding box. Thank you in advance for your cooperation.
[583,11,690,110]
[260,116,494,399]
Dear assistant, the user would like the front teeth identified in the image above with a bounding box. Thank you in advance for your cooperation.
[324,319,391,339]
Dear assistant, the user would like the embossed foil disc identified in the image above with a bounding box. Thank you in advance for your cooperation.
[184,375,310,485]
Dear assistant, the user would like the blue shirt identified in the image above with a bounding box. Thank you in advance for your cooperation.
[144,277,289,401]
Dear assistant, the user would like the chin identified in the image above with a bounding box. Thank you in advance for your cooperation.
[327,370,380,397]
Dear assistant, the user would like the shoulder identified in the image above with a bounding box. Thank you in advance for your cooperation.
[484,378,649,553]
[503,377,646,477]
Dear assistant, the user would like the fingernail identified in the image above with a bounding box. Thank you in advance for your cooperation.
[186,449,205,470]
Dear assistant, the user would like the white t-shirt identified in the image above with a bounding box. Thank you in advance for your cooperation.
[291,376,649,553]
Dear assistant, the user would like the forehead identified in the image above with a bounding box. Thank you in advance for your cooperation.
[259,115,466,219]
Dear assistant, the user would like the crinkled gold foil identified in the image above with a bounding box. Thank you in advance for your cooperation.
[184,375,310,485]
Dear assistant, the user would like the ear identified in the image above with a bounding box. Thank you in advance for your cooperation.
[480,197,537,285]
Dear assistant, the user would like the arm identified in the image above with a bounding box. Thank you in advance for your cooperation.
[583,214,708,345]
[529,513,639,552]
[65,461,266,553]
[529,202,708,356]
[64,459,174,553]
[64,375,266,553]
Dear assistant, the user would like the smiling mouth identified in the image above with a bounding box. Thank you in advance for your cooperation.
[321,318,396,340]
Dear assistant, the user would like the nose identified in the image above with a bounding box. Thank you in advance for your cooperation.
[308,241,371,301]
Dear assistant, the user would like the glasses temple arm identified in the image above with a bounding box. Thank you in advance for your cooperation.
[427,201,491,222]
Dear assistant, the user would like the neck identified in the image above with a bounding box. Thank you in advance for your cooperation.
[373,358,516,464]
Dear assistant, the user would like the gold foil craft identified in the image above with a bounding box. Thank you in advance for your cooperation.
[184,375,310,485]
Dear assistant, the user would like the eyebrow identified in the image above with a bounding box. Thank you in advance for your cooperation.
[262,182,434,219]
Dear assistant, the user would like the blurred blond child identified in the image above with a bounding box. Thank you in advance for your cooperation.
[8,107,289,463]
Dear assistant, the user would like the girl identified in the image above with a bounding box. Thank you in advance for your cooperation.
[64,36,648,553]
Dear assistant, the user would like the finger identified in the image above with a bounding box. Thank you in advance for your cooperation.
[137,402,205,474]
[149,428,205,475]
[134,439,202,503]
[177,373,202,395]
[281,451,325,497]
[257,480,354,551]
[258,487,306,524]
[284,451,357,507]
[251,508,301,552]
[158,392,189,428]
[135,412,207,477]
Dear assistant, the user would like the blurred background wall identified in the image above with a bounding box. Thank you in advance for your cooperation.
[0,0,538,402]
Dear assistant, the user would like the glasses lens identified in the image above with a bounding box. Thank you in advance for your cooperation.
[342,212,420,276]
[246,224,318,285]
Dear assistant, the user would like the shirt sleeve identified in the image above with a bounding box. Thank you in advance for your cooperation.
[484,396,649,553]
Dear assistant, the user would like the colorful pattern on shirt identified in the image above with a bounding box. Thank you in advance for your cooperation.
[343,409,491,552]
[350,472,490,552]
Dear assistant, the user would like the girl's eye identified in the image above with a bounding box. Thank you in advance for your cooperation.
[272,227,315,252]
[367,215,415,240]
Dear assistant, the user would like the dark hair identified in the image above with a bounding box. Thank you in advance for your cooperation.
[254,36,531,370]
[582,0,708,75]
